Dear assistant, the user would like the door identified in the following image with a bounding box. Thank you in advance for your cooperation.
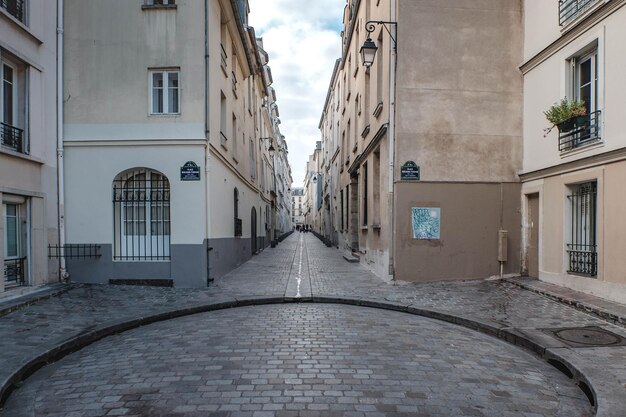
[251,207,257,255]
[527,193,539,278]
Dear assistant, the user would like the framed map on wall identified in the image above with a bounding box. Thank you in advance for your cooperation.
[411,207,440,240]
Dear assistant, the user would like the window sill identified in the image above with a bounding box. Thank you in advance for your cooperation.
[142,4,178,11]
[149,113,181,117]
[360,225,368,231]
[0,9,43,45]
[0,147,43,165]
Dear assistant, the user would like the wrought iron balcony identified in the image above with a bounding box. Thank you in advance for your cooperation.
[567,244,597,276]
[1,0,25,23]
[558,110,601,152]
[559,0,599,26]
[0,122,26,154]
[4,257,26,287]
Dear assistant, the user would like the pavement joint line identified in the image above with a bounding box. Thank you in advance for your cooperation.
[0,295,600,413]
[504,278,626,327]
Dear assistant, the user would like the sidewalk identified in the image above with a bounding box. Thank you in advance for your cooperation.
[1,232,625,416]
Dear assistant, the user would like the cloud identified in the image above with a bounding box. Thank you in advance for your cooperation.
[249,0,344,186]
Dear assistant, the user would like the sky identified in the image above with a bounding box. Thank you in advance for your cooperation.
[248,0,345,188]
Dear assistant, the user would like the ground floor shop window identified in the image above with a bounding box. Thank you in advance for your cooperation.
[113,168,170,261]
[567,181,597,276]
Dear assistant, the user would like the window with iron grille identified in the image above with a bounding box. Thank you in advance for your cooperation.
[1,56,26,154]
[234,188,242,237]
[1,0,25,23]
[567,181,597,276]
[559,45,601,151]
[3,201,26,287]
[113,169,170,261]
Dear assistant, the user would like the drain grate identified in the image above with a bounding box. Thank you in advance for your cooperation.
[544,326,626,348]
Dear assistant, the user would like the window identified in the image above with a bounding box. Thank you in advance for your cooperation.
[1,0,25,23]
[3,201,25,286]
[232,114,238,158]
[220,92,227,146]
[362,163,368,226]
[1,57,26,154]
[113,169,170,261]
[234,188,242,237]
[567,181,597,276]
[145,0,175,5]
[150,70,179,115]
[560,46,600,151]
[249,139,256,179]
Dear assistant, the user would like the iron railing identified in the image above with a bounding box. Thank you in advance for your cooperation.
[4,257,26,287]
[1,0,25,23]
[558,111,601,152]
[220,44,227,71]
[234,217,242,237]
[0,122,26,154]
[559,0,599,26]
[49,244,102,259]
[567,244,597,276]
[567,182,597,276]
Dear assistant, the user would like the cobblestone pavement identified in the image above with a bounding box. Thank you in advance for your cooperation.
[0,232,625,416]
[4,304,592,417]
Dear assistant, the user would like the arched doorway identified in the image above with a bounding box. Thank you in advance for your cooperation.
[251,207,257,255]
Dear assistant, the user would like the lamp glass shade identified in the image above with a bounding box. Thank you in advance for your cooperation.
[268,144,275,154]
[360,38,378,67]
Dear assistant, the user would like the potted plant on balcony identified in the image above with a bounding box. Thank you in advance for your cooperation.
[544,98,587,136]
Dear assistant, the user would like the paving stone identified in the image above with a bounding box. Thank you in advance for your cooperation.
[0,233,624,416]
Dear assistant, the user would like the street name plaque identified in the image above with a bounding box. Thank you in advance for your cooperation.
[180,161,201,181]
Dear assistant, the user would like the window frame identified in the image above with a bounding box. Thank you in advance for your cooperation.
[149,69,180,116]
[1,60,18,127]
[566,181,597,277]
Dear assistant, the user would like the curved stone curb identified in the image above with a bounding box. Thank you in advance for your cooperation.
[0,296,601,416]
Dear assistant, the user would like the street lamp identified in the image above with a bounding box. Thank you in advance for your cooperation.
[360,20,397,68]
[259,137,275,154]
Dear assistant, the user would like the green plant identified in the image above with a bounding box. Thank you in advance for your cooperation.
[543,98,586,135]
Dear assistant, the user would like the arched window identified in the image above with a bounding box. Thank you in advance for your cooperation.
[113,168,170,260]
[234,188,242,237]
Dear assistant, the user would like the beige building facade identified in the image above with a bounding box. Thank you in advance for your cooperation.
[318,0,523,282]
[63,0,291,287]
[521,0,626,302]
[0,0,59,294]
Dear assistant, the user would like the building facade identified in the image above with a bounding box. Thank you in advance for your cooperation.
[520,0,626,302]
[291,188,305,227]
[318,0,523,281]
[0,0,59,294]
[62,0,291,287]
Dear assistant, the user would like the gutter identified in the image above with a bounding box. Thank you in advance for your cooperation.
[56,0,68,281]
[204,0,212,284]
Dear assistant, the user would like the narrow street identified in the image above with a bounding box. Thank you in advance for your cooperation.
[1,233,625,417]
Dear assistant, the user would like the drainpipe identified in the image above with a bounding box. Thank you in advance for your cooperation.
[204,0,212,285]
[387,0,397,279]
[56,0,68,282]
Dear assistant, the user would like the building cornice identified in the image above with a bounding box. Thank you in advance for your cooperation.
[520,0,626,75]
[520,146,626,182]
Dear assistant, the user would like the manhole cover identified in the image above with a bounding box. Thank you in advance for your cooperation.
[546,326,626,348]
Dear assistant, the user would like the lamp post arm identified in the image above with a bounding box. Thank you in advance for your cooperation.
[365,20,397,45]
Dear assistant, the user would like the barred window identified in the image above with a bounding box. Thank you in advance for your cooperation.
[567,181,597,276]
[113,168,170,261]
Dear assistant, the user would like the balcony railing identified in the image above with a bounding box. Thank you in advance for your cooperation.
[1,0,25,23]
[4,257,26,287]
[558,110,601,152]
[567,244,597,276]
[1,122,26,154]
[559,0,599,26]
[234,217,242,237]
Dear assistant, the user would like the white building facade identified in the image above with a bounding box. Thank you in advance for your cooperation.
[0,0,59,294]
[521,0,626,302]
[62,0,290,287]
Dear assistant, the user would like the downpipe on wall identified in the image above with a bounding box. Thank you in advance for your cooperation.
[56,0,69,282]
